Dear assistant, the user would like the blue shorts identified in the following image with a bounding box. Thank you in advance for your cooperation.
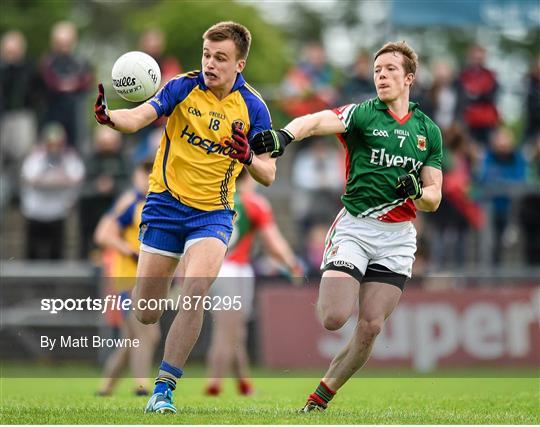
[139,191,235,257]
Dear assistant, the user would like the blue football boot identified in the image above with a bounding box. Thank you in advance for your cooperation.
[144,388,177,414]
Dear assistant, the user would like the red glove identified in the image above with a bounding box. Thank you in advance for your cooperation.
[94,83,115,127]
[229,124,253,165]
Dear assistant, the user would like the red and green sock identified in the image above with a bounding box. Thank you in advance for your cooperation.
[308,381,336,408]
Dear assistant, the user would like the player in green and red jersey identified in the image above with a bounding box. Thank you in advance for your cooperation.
[205,170,302,397]
[250,41,443,411]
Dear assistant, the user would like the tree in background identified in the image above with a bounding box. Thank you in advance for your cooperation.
[1,0,289,87]
[126,1,289,86]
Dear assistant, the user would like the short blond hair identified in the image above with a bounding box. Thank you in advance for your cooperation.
[203,21,251,60]
[374,41,418,76]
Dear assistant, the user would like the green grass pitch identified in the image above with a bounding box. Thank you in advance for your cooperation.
[1,365,539,424]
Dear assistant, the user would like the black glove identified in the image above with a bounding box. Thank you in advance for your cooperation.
[396,173,423,200]
[229,124,253,165]
[250,129,295,158]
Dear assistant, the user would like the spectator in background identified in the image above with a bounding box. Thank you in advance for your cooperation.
[457,44,500,147]
[524,56,540,146]
[519,135,540,265]
[79,126,130,259]
[291,138,344,232]
[422,60,458,131]
[339,51,375,104]
[0,31,41,211]
[477,127,527,264]
[138,28,182,84]
[40,21,92,148]
[132,28,182,163]
[280,42,340,117]
[20,123,85,260]
[428,123,484,269]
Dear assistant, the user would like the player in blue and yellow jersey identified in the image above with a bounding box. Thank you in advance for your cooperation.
[95,160,160,397]
[94,22,276,414]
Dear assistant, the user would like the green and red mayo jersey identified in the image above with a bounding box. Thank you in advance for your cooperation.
[333,97,443,222]
[227,191,274,264]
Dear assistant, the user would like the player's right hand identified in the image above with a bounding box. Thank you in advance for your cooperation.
[251,129,295,158]
[94,83,115,127]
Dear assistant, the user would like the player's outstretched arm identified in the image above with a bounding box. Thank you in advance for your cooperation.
[94,83,157,134]
[251,110,346,158]
[285,110,346,141]
[108,103,158,134]
[414,166,442,212]
[259,224,303,276]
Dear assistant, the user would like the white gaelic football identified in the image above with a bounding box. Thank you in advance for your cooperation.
[111,51,161,102]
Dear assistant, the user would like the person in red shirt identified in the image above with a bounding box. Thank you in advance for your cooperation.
[457,44,500,146]
[205,170,302,396]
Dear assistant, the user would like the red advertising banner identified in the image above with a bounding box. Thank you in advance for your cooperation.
[257,286,540,371]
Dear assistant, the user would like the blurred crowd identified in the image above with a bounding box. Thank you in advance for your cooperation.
[278,41,540,276]
[1,23,539,275]
[0,23,181,261]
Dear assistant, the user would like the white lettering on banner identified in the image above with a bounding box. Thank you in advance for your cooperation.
[506,303,537,357]
[317,288,540,372]
[462,303,504,359]
[318,317,355,358]
[414,305,460,372]
[373,306,410,358]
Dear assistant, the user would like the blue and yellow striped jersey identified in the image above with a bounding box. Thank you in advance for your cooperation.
[147,70,271,211]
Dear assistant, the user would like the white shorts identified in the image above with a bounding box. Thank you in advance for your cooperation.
[321,209,417,285]
[211,261,255,316]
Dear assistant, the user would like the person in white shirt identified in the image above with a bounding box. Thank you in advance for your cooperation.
[21,122,85,259]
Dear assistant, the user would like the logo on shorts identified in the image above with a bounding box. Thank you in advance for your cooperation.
[333,260,355,270]
[217,231,228,241]
[416,135,427,151]
[329,246,339,257]
[139,223,148,240]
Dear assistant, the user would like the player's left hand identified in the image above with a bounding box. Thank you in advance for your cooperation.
[396,173,423,200]
[229,124,253,165]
